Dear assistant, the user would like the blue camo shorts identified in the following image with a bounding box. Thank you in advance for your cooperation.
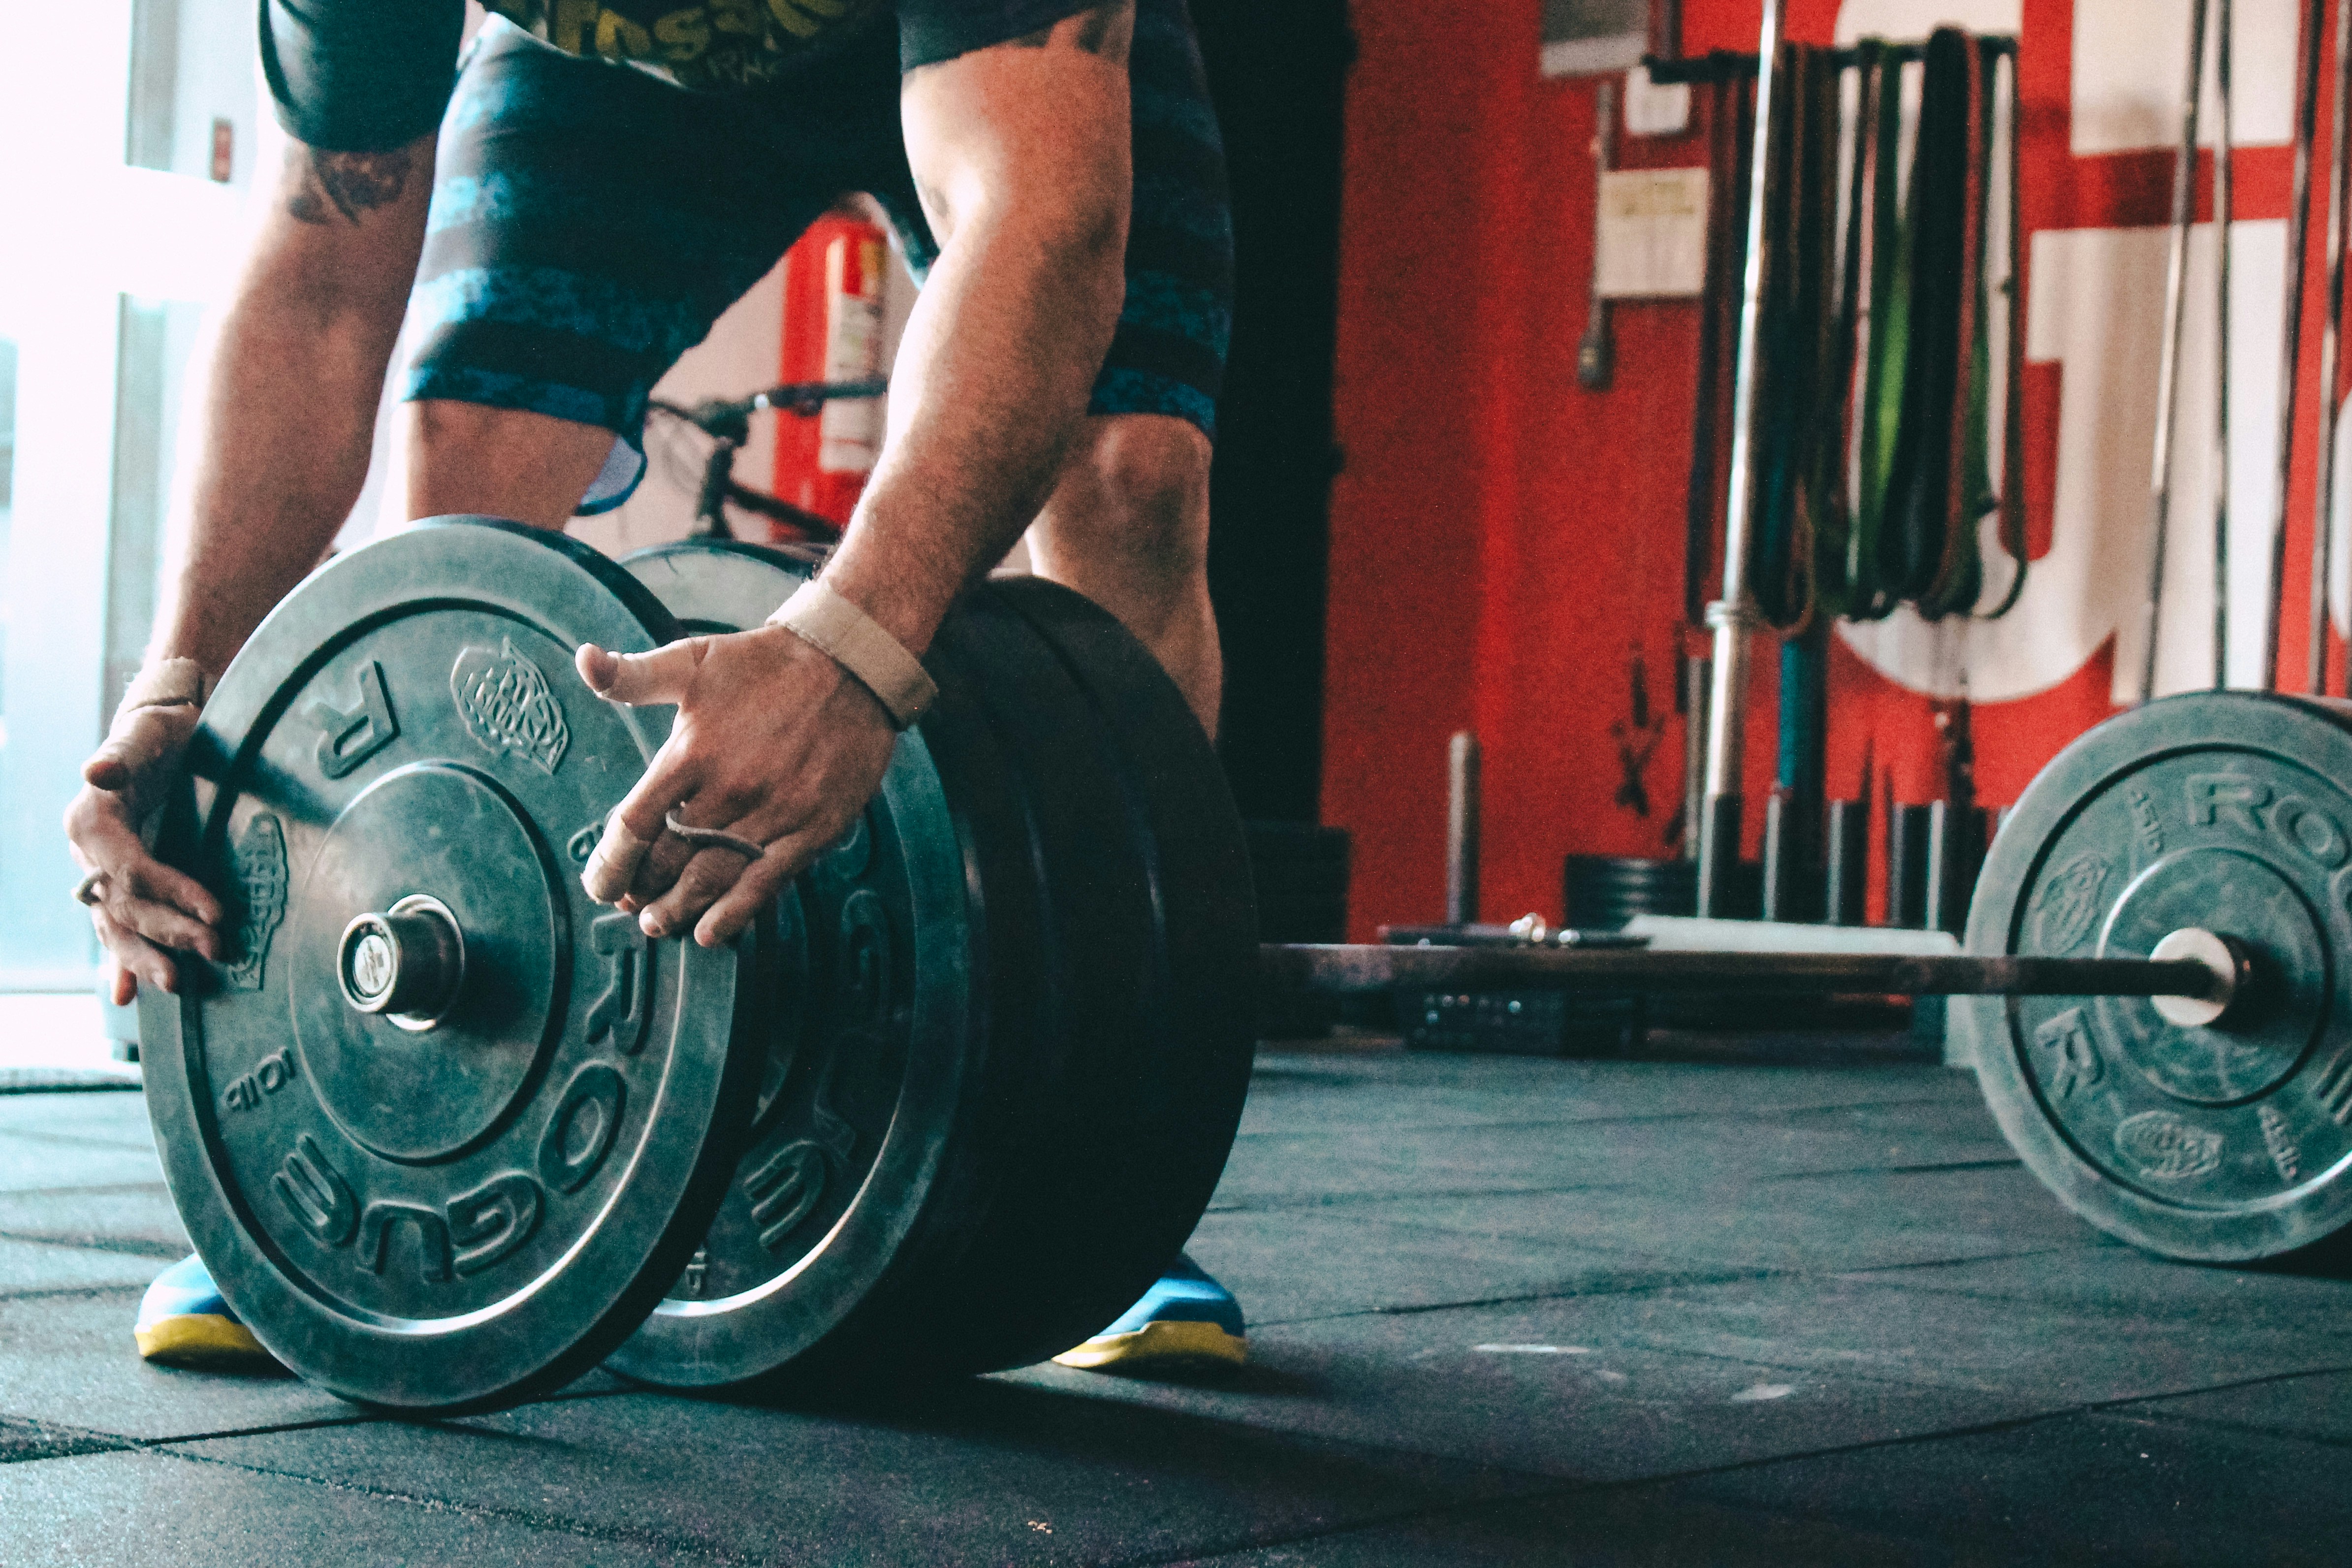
[405,1,1234,509]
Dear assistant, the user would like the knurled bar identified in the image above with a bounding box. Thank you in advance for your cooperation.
[1259,945,2218,1000]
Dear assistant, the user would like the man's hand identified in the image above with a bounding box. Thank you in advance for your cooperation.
[575,625,900,946]
[569,3,1142,950]
[65,706,225,1005]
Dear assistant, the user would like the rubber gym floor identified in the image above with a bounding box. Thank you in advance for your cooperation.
[2,1031,2347,1566]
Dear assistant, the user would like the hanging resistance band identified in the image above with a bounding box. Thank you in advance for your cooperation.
[1981,46,2031,619]
[1685,73,1755,631]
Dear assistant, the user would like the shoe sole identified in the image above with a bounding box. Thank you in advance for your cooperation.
[134,1313,281,1372]
[1051,1318,1247,1370]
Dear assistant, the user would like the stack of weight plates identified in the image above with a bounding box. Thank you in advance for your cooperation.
[1247,822,1350,1039]
[612,542,1259,1392]
[1561,853,1764,927]
[1562,853,1767,1032]
[135,523,1257,1412]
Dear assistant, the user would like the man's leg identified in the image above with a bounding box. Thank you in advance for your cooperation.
[1031,418,1247,1377]
[392,400,615,530]
[1023,413,1221,738]
[1033,0,1244,1376]
[391,17,858,534]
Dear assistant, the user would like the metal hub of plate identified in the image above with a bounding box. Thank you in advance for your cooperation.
[609,541,986,1388]
[1965,691,2352,1262]
[2146,928,2250,1031]
[299,769,559,1162]
[337,893,467,1029]
[138,518,757,1411]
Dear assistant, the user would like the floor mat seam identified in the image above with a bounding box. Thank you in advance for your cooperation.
[146,1446,767,1565]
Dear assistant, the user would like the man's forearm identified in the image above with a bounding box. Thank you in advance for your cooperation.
[151,137,431,681]
[820,200,1127,655]
[155,294,399,678]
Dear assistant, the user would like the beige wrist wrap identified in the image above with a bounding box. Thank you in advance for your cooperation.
[766,579,938,729]
[119,657,211,716]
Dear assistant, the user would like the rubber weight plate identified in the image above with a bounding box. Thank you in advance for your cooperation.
[1963,691,2352,1262]
[137,518,758,1411]
[613,545,1240,1384]
[903,583,1195,1372]
[608,541,1034,1388]
[978,579,1257,1336]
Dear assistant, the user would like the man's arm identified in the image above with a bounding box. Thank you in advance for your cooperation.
[579,3,1136,944]
[149,126,434,678]
[66,126,434,1000]
[821,0,1135,653]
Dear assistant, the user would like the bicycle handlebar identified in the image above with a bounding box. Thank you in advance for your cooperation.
[654,378,889,441]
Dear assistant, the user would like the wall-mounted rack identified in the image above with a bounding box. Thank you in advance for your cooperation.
[1641,34,2017,87]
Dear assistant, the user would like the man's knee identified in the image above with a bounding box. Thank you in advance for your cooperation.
[398,400,617,530]
[1049,416,1212,582]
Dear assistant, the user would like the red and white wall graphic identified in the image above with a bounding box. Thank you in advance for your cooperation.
[1321,0,2336,937]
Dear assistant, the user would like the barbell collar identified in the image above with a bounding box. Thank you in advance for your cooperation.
[2147,927,2253,1028]
[336,894,466,1030]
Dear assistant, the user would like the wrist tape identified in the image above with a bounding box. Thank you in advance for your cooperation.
[120,657,211,717]
[766,578,938,729]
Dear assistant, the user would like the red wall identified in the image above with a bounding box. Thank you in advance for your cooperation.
[1323,0,2335,937]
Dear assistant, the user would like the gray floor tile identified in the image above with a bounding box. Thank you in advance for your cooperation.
[0,1184,189,1260]
[0,1448,713,1567]
[0,1091,156,1147]
[1002,1303,2041,1483]
[1358,1163,2103,1273]
[0,1069,139,1094]
[0,1415,136,1464]
[1240,1055,1979,1138]
[1516,1272,2352,1404]
[1188,1207,1750,1328]
[1673,1409,2352,1566]
[0,1051,2334,1562]
[1188,1489,1938,1567]
[2126,1368,2352,1446]
[0,1290,352,1442]
[1844,1247,2352,1335]
[0,1237,172,1297]
[1211,1104,2017,1215]
[0,1130,163,1196]
[181,1383,1530,1567]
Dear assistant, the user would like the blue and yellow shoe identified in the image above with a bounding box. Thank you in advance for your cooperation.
[1053,1254,1247,1372]
[133,1254,280,1372]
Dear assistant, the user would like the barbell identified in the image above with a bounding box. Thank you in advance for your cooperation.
[137,520,2352,1415]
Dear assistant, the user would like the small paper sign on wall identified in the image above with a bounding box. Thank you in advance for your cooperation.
[1594,167,1709,299]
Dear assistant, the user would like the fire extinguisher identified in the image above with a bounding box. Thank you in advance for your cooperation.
[772,206,890,535]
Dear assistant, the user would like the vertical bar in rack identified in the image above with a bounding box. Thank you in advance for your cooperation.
[1824,797,1870,926]
[2140,0,2208,704]
[2267,0,2324,692]
[1446,731,1481,926]
[1580,79,1619,392]
[1924,799,1971,935]
[1889,802,1933,929]
[1698,0,1787,917]
[1650,0,1682,62]
[2314,0,2352,695]
[1680,653,1710,862]
[2214,0,2234,690]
